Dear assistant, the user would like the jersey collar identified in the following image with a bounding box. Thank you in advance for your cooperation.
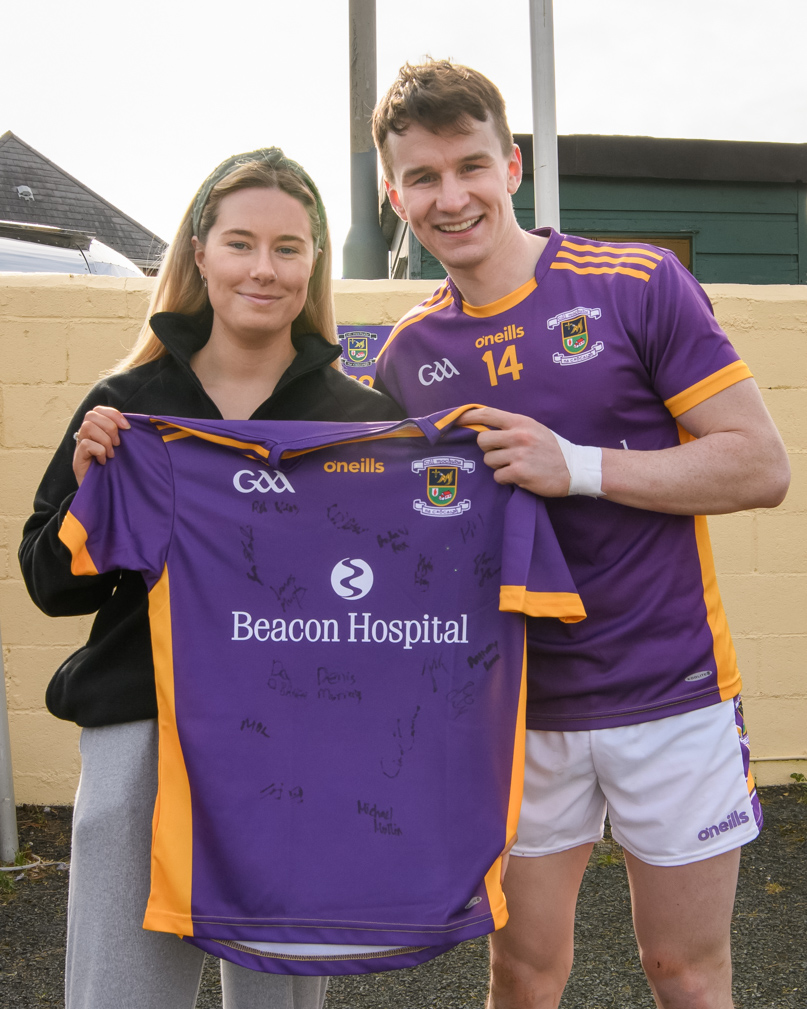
[445,227,563,318]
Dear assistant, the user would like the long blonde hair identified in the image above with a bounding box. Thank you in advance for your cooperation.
[115,158,337,374]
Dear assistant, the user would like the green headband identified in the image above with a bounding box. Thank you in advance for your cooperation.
[191,147,327,246]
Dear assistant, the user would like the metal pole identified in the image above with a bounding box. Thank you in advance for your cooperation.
[0,621,19,863]
[529,0,560,231]
[342,0,389,278]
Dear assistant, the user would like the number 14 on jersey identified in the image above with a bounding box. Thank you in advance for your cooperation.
[481,346,523,386]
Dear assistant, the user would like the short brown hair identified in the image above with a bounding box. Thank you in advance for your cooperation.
[372,59,513,181]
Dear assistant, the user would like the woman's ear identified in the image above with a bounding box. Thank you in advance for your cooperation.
[192,235,206,273]
[310,247,322,278]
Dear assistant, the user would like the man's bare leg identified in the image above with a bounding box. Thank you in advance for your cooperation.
[625,848,740,1009]
[487,844,594,1009]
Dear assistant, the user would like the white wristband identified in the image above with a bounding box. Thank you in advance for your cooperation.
[550,431,604,498]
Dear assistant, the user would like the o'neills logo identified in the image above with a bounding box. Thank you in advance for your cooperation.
[697,809,749,842]
[232,611,468,650]
[323,458,385,474]
[474,325,524,348]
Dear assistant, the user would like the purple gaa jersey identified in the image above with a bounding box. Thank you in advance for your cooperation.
[376,230,752,732]
[58,409,584,976]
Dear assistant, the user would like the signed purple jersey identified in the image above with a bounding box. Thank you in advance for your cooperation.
[376,230,752,731]
[59,409,583,975]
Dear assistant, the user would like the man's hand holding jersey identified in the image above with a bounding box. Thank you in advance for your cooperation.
[460,379,789,516]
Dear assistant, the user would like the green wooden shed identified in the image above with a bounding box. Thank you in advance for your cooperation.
[383,135,807,285]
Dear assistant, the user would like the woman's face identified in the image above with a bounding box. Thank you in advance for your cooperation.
[193,187,317,344]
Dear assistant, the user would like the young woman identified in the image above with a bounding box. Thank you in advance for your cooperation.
[19,148,402,1009]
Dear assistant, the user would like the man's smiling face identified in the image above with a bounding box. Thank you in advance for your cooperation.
[385,117,523,279]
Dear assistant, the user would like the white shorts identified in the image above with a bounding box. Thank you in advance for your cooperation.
[512,696,761,867]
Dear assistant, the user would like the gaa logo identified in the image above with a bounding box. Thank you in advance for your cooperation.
[233,469,295,494]
[418,358,460,386]
[331,558,374,599]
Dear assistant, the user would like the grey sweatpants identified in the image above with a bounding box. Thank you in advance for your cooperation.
[65,719,328,1009]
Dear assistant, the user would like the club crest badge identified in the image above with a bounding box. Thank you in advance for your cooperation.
[561,316,589,354]
[547,307,604,366]
[412,456,474,517]
[339,330,378,367]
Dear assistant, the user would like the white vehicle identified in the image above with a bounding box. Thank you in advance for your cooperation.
[0,220,143,276]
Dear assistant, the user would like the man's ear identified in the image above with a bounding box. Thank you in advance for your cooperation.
[507,144,524,195]
[385,179,408,222]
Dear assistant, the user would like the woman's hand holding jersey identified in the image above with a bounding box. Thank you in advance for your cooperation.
[72,406,131,486]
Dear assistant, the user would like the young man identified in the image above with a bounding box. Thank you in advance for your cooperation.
[371,60,790,1009]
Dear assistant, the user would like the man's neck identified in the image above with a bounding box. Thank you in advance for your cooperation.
[448,228,550,309]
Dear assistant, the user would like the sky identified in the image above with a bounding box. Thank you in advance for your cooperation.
[3,0,806,272]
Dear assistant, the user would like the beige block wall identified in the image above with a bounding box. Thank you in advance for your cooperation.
[0,276,804,803]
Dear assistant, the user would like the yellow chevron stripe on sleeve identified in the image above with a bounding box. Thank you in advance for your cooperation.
[550,262,652,282]
[561,240,664,260]
[556,251,659,270]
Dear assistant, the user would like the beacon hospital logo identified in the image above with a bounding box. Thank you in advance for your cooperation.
[331,558,374,599]
[412,456,475,517]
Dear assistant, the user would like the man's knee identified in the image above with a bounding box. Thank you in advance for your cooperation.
[638,942,732,1007]
[489,936,573,1008]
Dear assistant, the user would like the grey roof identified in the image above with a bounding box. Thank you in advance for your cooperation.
[515,134,807,184]
[0,131,167,268]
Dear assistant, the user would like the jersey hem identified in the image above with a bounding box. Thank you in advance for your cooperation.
[525,687,740,731]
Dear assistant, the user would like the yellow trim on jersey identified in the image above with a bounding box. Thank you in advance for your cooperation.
[561,240,664,260]
[499,586,587,623]
[462,276,538,318]
[692,514,742,701]
[432,403,489,431]
[483,630,527,930]
[663,361,753,418]
[675,422,742,702]
[550,262,652,282]
[58,512,98,576]
[279,426,425,459]
[556,251,660,270]
[375,282,453,363]
[150,420,273,459]
[143,566,195,936]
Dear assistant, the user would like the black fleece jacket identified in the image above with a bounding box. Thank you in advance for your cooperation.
[19,311,404,727]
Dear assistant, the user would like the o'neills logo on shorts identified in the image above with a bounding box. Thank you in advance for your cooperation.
[697,809,749,842]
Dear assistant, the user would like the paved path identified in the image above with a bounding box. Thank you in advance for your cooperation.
[2,787,804,1007]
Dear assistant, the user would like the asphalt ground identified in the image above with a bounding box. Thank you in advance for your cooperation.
[1,786,804,1008]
